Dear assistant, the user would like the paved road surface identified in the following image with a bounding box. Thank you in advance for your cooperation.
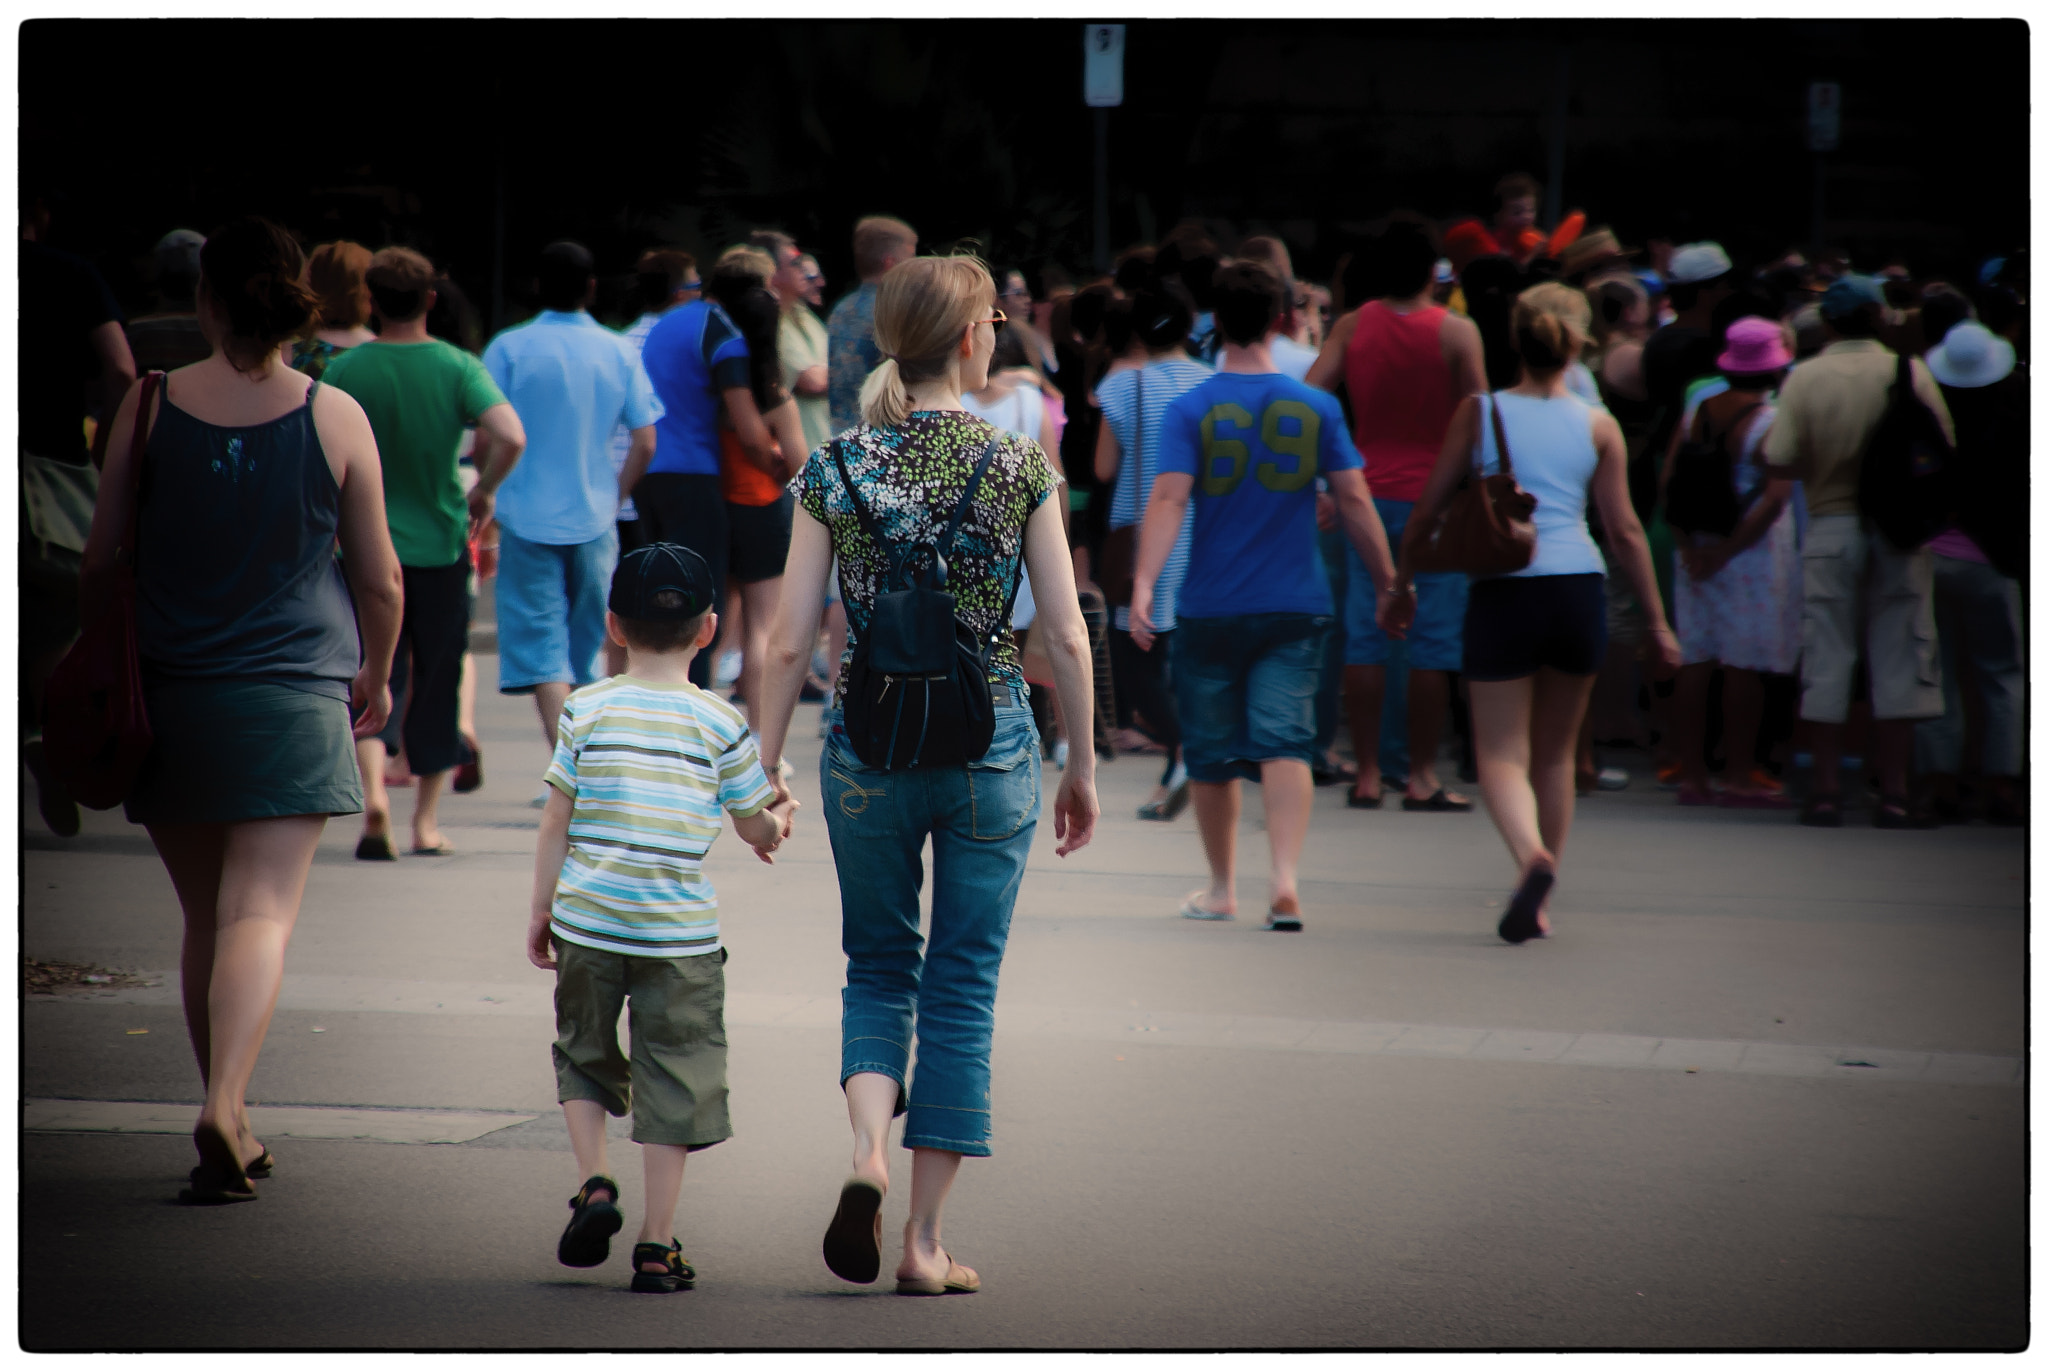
[20,658,2026,1349]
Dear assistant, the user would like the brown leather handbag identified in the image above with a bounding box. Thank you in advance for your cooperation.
[44,373,162,809]
[1406,392,1538,576]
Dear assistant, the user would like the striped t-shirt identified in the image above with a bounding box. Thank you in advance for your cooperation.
[1098,356,1213,632]
[543,676,775,958]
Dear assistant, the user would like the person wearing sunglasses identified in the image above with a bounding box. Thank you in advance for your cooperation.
[755,252,1097,1298]
[752,229,833,459]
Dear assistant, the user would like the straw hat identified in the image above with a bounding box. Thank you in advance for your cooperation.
[1560,227,1634,279]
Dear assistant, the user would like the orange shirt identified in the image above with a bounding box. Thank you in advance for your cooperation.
[719,427,786,506]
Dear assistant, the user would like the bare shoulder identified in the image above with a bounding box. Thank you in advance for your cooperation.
[310,379,371,433]
[1440,312,1482,343]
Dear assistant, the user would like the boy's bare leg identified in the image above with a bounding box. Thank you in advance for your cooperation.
[638,1143,687,1261]
[563,1098,612,1195]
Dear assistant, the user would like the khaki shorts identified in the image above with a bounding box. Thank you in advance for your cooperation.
[552,940,732,1149]
[1798,515,1942,723]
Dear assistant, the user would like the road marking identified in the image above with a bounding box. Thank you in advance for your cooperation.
[24,1099,538,1144]
[36,975,2021,1087]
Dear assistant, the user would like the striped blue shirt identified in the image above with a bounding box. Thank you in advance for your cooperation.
[543,676,775,958]
[1098,356,1213,631]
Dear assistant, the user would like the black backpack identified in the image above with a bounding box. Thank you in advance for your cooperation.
[1858,352,1959,551]
[1664,399,1764,537]
[833,435,1022,772]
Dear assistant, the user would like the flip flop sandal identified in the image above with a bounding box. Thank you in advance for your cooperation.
[411,842,457,856]
[1311,762,1358,788]
[1498,862,1555,946]
[1161,779,1193,820]
[1799,795,1844,828]
[1178,892,1234,921]
[355,833,397,861]
[822,1177,884,1284]
[557,1175,623,1268]
[630,1239,696,1293]
[897,1252,980,1296]
[1402,789,1473,812]
[191,1148,273,1186]
[1263,897,1303,933]
[1345,790,1383,810]
[179,1122,257,1205]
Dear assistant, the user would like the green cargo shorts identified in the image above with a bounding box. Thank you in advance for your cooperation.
[551,939,732,1150]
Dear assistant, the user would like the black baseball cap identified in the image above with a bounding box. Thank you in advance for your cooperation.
[609,543,714,620]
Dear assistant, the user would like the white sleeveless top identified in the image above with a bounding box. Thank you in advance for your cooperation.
[1475,390,1606,579]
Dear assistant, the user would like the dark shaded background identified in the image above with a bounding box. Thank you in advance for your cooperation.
[22,18,2028,328]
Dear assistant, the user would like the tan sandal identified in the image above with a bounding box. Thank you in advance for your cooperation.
[896,1252,979,1296]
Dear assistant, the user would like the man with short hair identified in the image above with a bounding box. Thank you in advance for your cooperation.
[752,228,831,455]
[1232,235,1318,381]
[826,215,917,432]
[485,241,663,752]
[1132,260,1407,933]
[1492,172,1543,266]
[125,229,211,374]
[1642,241,1737,457]
[327,246,529,855]
[1763,275,1955,829]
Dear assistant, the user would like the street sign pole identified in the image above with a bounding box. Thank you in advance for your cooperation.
[1806,81,1841,255]
[1085,24,1125,274]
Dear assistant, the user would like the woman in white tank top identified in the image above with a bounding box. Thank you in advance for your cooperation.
[1395,283,1680,945]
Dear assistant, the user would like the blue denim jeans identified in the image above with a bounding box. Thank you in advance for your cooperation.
[820,705,1041,1156]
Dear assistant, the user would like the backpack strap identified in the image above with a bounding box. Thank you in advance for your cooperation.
[829,440,886,551]
[931,434,1003,584]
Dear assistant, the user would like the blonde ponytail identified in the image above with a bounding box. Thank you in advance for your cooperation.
[859,355,914,429]
[1509,280,1592,374]
[857,254,996,429]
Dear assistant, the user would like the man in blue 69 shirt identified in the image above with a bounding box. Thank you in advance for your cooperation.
[1131,259,1411,933]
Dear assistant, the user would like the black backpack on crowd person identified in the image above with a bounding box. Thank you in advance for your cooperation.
[1858,352,1960,551]
[832,436,1021,772]
[1664,399,1764,537]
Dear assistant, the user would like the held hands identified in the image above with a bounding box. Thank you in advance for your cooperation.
[350,674,392,739]
[1679,543,1730,582]
[750,793,800,865]
[1052,770,1099,857]
[526,909,557,971]
[1374,583,1416,639]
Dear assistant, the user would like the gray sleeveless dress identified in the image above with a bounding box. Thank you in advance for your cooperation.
[124,378,365,824]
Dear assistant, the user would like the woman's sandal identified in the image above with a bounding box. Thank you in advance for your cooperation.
[355,833,397,861]
[1345,789,1383,810]
[822,1177,885,1284]
[1497,861,1556,946]
[1402,788,1473,813]
[896,1251,980,1296]
[190,1146,272,1186]
[179,1122,258,1205]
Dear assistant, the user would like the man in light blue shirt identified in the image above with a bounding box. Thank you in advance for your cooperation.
[484,241,663,750]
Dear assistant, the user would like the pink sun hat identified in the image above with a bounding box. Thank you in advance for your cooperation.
[1717,315,1793,374]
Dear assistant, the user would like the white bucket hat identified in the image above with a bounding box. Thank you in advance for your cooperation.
[1667,242,1733,285]
[1925,321,2016,389]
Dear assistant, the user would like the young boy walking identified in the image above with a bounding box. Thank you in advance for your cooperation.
[526,542,793,1292]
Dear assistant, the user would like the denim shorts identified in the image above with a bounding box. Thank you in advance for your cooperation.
[1171,613,1331,783]
[496,525,618,693]
[1345,498,1468,671]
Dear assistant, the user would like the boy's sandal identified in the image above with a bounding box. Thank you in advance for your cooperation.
[822,1177,885,1284]
[896,1252,980,1296]
[557,1174,623,1268]
[1798,794,1844,828]
[179,1122,257,1204]
[630,1239,696,1293]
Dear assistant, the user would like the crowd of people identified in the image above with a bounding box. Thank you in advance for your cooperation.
[20,168,2026,1292]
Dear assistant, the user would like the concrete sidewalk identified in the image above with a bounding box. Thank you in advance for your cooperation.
[19,655,2026,1349]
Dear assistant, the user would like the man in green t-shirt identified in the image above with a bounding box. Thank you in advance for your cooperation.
[325,247,528,860]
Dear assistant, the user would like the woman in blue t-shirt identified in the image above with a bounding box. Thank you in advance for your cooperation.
[1397,282,1680,945]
